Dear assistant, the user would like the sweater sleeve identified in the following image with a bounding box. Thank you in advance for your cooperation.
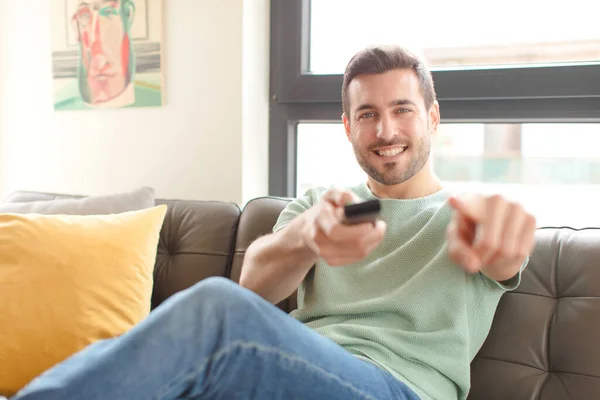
[484,256,530,292]
[272,187,325,233]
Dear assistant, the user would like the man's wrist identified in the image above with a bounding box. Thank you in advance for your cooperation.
[481,259,523,283]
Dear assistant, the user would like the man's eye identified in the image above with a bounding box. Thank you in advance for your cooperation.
[396,108,411,113]
[360,112,375,119]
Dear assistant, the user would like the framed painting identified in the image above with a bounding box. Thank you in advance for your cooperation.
[51,0,164,110]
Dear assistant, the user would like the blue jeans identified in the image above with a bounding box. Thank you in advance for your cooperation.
[12,277,419,400]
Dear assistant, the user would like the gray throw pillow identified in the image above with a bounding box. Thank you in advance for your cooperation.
[0,187,156,215]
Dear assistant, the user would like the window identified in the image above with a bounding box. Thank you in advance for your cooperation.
[297,123,600,228]
[310,0,600,73]
[269,0,600,227]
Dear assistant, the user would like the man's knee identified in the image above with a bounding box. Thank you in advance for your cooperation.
[178,277,254,313]
[156,277,273,338]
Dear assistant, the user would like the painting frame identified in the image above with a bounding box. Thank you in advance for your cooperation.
[51,0,164,111]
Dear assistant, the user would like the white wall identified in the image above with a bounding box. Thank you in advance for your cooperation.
[0,0,270,205]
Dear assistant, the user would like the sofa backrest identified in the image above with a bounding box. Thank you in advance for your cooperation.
[468,226,600,399]
[1,191,244,310]
[151,199,241,309]
[229,196,296,311]
[3,191,599,399]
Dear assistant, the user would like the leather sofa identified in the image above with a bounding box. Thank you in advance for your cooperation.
[4,191,600,400]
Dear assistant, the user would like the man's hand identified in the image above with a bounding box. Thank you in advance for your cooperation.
[301,188,387,266]
[446,193,536,282]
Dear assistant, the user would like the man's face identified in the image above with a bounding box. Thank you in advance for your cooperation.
[72,0,132,104]
[343,69,439,186]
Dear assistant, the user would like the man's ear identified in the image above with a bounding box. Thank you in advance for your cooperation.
[122,0,136,31]
[342,113,352,142]
[429,100,441,134]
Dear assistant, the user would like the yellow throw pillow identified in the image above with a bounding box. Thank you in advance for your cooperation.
[0,205,167,396]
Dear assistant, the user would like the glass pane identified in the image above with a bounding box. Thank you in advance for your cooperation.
[297,123,600,228]
[309,0,600,73]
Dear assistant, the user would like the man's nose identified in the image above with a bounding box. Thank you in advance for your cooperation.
[376,114,398,140]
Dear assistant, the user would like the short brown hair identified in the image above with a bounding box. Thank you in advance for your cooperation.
[341,45,436,116]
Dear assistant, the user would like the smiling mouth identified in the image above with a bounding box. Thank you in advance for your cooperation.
[373,147,407,157]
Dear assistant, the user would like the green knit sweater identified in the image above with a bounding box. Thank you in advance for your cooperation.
[272,182,526,400]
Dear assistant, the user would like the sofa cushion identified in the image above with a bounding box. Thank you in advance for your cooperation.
[0,205,167,396]
[151,199,241,309]
[0,187,155,214]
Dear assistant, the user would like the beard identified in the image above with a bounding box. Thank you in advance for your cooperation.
[352,127,431,186]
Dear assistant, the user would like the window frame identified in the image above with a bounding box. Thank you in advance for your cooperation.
[269,0,600,197]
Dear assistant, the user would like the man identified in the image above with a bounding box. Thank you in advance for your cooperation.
[54,0,160,109]
[12,45,535,400]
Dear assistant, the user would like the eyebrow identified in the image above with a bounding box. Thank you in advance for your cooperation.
[354,99,418,114]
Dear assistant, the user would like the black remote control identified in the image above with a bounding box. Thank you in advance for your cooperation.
[342,199,381,225]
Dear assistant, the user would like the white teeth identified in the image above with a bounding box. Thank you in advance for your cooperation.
[376,147,405,157]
